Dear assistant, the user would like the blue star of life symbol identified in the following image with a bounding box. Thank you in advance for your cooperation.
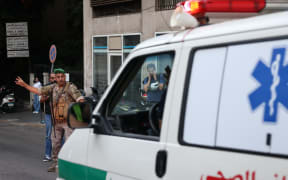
[249,48,288,123]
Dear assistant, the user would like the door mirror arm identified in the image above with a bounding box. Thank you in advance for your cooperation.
[92,113,113,135]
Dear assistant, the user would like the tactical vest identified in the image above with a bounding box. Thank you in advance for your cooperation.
[52,83,73,124]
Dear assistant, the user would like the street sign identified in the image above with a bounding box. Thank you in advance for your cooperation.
[6,22,28,36]
[49,44,57,73]
[6,37,29,50]
[49,44,57,64]
[7,50,29,58]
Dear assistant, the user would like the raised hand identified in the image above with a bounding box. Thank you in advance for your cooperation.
[15,76,26,87]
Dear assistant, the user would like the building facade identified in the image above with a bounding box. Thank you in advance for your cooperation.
[83,0,288,94]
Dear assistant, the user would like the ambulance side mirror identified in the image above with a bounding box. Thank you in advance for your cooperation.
[67,102,92,129]
[92,113,113,135]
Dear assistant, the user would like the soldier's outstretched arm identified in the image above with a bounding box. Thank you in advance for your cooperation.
[15,76,41,95]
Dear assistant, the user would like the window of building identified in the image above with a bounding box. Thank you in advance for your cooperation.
[93,34,140,94]
[123,35,140,59]
[94,36,107,49]
[93,53,108,94]
[91,0,141,18]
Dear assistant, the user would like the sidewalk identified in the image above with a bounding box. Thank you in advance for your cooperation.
[0,106,45,127]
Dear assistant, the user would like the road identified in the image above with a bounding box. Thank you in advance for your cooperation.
[0,109,57,180]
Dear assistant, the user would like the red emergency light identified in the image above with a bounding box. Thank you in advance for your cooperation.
[178,0,266,16]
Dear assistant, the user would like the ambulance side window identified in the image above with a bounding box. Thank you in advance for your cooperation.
[107,52,174,138]
[217,40,288,156]
[181,47,227,146]
[182,39,288,157]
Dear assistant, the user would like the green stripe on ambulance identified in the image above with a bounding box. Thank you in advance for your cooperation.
[58,159,107,180]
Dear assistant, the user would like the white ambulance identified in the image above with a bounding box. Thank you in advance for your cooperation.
[58,1,288,180]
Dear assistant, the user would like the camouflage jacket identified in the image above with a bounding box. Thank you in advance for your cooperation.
[40,82,84,124]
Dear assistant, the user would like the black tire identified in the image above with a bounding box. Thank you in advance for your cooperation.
[2,104,14,113]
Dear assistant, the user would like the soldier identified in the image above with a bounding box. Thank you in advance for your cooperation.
[15,68,84,172]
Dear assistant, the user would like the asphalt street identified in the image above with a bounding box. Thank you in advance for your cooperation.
[0,108,57,180]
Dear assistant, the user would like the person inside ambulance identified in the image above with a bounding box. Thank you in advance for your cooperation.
[158,66,171,129]
[148,65,171,136]
[110,53,174,136]
[143,63,165,103]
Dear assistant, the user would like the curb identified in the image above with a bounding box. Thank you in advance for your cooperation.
[0,119,45,127]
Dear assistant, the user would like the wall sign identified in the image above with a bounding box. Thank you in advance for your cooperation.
[6,22,28,36]
[6,22,29,58]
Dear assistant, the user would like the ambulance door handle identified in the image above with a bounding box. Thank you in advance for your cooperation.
[155,150,167,178]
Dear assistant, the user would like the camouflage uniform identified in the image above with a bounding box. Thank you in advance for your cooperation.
[41,82,84,164]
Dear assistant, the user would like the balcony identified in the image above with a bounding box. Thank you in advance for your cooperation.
[155,0,183,11]
[91,0,141,17]
[90,0,134,7]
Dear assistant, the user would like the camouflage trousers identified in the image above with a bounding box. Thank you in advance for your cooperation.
[51,122,73,162]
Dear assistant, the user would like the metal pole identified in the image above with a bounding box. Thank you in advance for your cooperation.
[50,63,54,74]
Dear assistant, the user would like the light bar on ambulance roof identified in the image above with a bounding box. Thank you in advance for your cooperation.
[179,0,266,16]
